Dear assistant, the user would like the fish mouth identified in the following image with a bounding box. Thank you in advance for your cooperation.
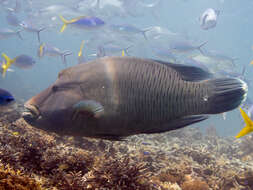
[22,104,40,124]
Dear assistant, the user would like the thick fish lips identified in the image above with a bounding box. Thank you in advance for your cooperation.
[22,103,40,124]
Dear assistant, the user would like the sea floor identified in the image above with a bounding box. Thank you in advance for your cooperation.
[0,109,253,190]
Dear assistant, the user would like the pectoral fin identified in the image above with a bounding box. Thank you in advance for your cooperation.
[71,100,104,121]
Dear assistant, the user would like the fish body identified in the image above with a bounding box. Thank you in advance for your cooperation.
[19,21,45,42]
[199,8,219,30]
[169,40,207,54]
[1,53,35,70]
[0,88,16,112]
[191,52,237,75]
[59,15,105,33]
[23,56,247,140]
[38,43,72,64]
[0,28,22,40]
[109,24,152,40]
[13,54,35,69]
[151,47,177,63]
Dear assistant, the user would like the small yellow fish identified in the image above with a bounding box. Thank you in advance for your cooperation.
[250,60,253,65]
[236,108,253,138]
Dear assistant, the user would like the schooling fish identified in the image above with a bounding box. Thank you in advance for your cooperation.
[38,43,72,65]
[0,88,16,112]
[59,15,105,33]
[22,56,248,140]
[199,8,220,30]
[1,53,35,69]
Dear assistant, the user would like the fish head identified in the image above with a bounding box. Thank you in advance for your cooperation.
[22,74,85,134]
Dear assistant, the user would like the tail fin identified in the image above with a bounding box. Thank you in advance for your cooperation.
[123,45,133,56]
[236,108,253,138]
[1,62,7,78]
[141,27,153,40]
[197,41,208,55]
[38,43,45,58]
[36,27,46,42]
[1,53,14,78]
[59,15,70,33]
[61,51,72,65]
[78,40,85,57]
[78,40,85,64]
[206,78,248,114]
[2,53,14,67]
[16,30,23,40]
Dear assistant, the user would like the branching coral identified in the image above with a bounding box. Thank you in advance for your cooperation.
[0,164,42,190]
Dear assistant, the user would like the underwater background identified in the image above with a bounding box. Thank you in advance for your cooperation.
[0,0,253,189]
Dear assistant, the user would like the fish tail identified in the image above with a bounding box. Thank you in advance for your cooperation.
[59,15,70,33]
[236,108,253,138]
[1,53,14,78]
[61,51,72,65]
[141,27,153,40]
[78,40,85,57]
[198,41,208,55]
[16,30,23,40]
[205,78,248,114]
[2,53,14,67]
[1,62,7,78]
[37,27,46,42]
[38,43,45,58]
[123,45,133,56]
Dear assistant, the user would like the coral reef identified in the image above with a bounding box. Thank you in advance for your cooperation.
[1,109,253,189]
[0,164,42,190]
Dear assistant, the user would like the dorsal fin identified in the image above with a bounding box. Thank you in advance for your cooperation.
[153,59,213,82]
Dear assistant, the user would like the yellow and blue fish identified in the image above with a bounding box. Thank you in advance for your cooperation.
[236,108,253,138]
[59,15,105,33]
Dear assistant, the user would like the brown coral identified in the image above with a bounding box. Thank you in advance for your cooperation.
[181,179,209,190]
[0,165,41,190]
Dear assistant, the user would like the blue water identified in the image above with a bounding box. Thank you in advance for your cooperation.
[0,0,252,137]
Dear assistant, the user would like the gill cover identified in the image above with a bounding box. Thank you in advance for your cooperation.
[71,100,104,121]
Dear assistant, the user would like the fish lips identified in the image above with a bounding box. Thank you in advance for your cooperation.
[22,104,41,124]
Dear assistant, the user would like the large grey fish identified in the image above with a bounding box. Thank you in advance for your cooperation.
[22,56,248,140]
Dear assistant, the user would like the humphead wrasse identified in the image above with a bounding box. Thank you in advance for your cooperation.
[22,56,248,140]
